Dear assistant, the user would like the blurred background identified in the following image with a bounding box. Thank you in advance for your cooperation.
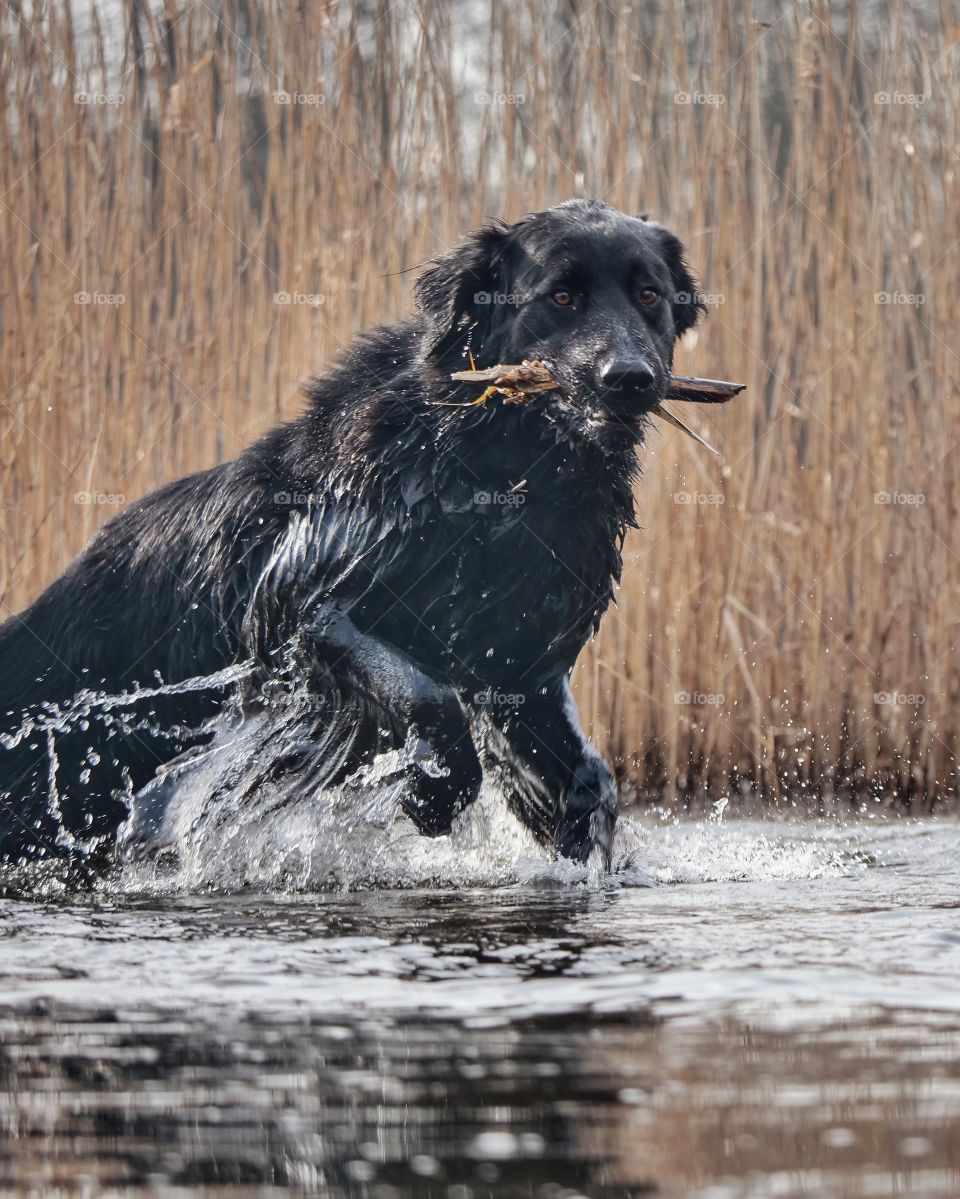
[2,0,957,813]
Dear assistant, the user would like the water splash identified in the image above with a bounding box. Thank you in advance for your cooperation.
[1,667,884,897]
[114,754,866,896]
[639,820,850,884]
[118,769,611,895]
[0,662,255,754]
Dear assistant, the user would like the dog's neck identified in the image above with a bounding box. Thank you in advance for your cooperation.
[395,404,640,595]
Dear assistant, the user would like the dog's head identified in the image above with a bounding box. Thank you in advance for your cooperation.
[415,199,706,443]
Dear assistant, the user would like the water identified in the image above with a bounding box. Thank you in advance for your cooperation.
[1,813,958,1196]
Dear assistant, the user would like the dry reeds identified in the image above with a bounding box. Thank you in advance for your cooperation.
[2,0,957,812]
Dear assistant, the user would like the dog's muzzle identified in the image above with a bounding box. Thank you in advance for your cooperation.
[598,356,663,415]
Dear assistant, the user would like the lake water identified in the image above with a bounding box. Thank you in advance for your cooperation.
[0,812,958,1196]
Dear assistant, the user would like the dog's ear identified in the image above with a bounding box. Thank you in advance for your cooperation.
[414,221,513,364]
[655,228,707,339]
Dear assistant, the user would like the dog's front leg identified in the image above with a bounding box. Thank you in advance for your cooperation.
[471,675,617,868]
[305,605,482,836]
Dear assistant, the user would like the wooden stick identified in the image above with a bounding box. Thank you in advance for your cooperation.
[651,406,719,454]
[451,363,746,404]
[446,362,743,453]
[666,375,746,404]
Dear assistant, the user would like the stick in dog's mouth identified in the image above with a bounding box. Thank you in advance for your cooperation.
[446,361,746,454]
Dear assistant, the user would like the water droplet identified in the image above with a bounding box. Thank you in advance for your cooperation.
[410,1154,440,1176]
[467,1131,518,1160]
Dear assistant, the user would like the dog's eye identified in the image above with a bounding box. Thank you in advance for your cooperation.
[551,289,575,307]
[639,288,660,306]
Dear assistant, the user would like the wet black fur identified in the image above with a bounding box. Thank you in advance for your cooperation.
[0,199,705,867]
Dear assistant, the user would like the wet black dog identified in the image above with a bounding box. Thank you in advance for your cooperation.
[0,199,705,868]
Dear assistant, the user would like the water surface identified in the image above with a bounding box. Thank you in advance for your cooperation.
[1,815,958,1196]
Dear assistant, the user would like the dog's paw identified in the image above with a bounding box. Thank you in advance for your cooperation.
[556,754,617,867]
[399,734,482,837]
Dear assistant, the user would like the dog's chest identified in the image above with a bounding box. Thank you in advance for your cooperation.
[357,463,628,686]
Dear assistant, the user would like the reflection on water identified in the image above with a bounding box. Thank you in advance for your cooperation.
[0,818,958,1196]
[5,1002,960,1196]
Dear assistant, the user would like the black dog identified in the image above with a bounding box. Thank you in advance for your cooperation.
[0,199,705,869]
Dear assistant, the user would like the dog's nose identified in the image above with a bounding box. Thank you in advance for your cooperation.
[600,358,657,392]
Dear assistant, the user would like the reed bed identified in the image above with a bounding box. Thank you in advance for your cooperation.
[2,0,957,811]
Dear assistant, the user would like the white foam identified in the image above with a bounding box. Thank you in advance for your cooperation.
[116,760,880,896]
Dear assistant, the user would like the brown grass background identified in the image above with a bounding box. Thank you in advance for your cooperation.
[2,0,958,812]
